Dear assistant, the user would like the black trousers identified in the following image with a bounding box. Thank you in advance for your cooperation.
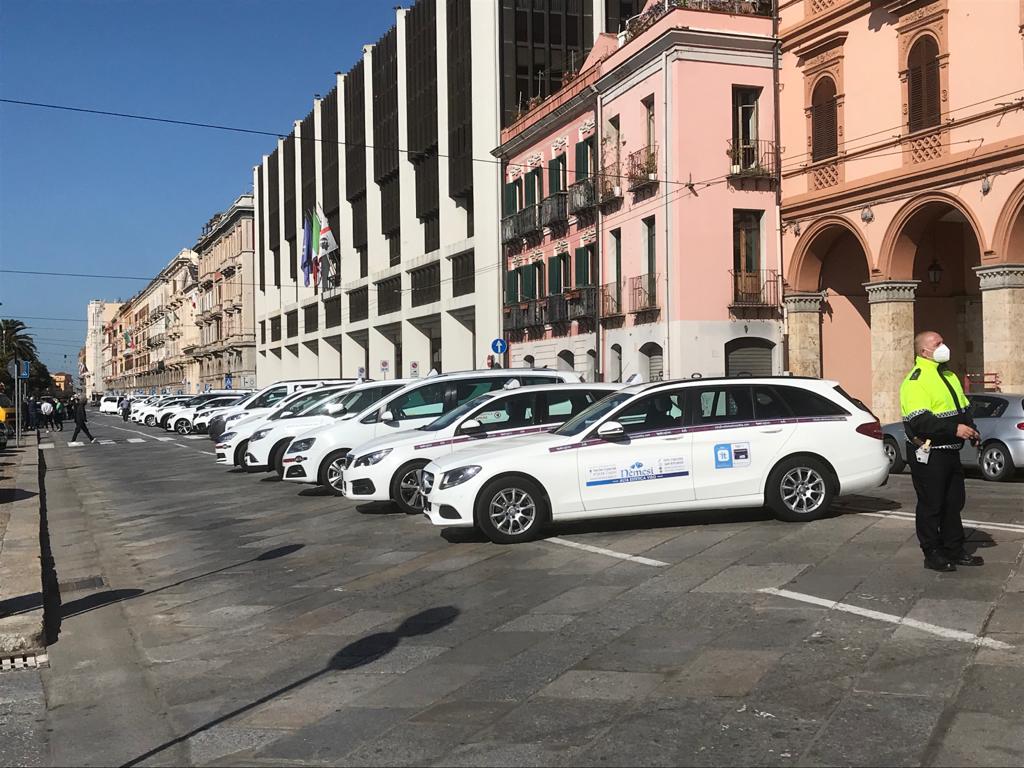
[907,444,965,556]
[71,422,94,442]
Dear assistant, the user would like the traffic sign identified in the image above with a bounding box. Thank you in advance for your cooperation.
[357,366,366,378]
[491,338,508,355]
[410,361,420,377]
[380,360,389,372]
[224,374,233,390]
[17,360,30,379]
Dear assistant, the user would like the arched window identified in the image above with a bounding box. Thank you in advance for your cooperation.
[639,342,664,381]
[811,77,838,162]
[556,349,575,372]
[586,349,597,382]
[523,354,535,368]
[610,344,623,383]
[907,36,941,133]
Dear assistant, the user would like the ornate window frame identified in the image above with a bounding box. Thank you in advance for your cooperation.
[796,32,847,192]
[891,0,950,166]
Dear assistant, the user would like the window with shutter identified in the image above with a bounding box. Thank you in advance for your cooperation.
[504,181,519,216]
[535,262,545,298]
[549,256,562,295]
[549,155,566,193]
[907,36,941,133]
[574,140,590,181]
[810,77,838,161]
[522,264,536,299]
[506,270,518,303]
[575,246,590,286]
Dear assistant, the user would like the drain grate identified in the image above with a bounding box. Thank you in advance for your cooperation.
[1,653,49,672]
[58,575,107,593]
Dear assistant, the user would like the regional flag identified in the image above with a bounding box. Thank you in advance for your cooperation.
[315,202,338,254]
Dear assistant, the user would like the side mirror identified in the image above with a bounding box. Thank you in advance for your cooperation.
[460,418,483,434]
[597,421,625,439]
[381,409,396,423]
[281,410,293,418]
[326,403,345,415]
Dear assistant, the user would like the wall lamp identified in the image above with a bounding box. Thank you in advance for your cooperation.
[927,260,943,286]
[860,206,874,223]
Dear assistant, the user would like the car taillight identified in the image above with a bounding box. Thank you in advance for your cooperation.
[1017,422,1024,431]
[856,420,883,440]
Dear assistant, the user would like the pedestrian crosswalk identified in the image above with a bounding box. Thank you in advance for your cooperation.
[52,436,211,448]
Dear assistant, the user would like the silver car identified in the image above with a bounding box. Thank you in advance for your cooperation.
[882,393,1024,481]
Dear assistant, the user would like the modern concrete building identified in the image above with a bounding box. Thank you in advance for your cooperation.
[83,300,122,398]
[779,0,1024,423]
[252,0,633,386]
[495,0,780,382]
[192,194,257,391]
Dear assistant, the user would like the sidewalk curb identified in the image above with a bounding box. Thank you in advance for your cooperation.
[0,445,45,656]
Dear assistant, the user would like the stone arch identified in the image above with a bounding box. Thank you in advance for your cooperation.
[878,191,987,280]
[789,215,872,292]
[556,349,575,372]
[992,177,1024,261]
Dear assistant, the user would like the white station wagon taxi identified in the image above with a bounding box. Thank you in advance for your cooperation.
[342,383,620,513]
[421,377,889,544]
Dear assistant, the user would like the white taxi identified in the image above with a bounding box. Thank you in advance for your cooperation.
[245,381,408,474]
[342,383,620,513]
[215,384,353,466]
[421,377,889,543]
[282,368,583,494]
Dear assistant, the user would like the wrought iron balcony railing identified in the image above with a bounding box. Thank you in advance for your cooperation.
[727,138,777,179]
[626,144,658,191]
[730,268,780,307]
[629,273,661,313]
[567,177,597,215]
[600,281,624,317]
[540,192,568,228]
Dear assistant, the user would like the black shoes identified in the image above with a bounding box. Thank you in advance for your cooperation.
[924,550,956,572]
[950,551,984,566]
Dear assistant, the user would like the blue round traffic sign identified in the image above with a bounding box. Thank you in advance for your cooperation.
[491,338,508,355]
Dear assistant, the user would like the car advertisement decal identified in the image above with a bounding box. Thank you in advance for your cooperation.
[714,442,750,469]
[550,416,846,452]
[585,457,689,486]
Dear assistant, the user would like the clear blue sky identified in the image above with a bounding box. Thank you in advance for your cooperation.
[0,0,397,374]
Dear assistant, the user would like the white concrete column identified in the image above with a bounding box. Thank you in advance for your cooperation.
[396,8,425,260]
[401,320,431,379]
[363,45,386,275]
[442,311,475,372]
[369,327,396,381]
[434,1,462,238]
[341,332,368,378]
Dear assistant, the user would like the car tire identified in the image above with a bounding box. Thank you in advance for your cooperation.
[980,441,1015,482]
[883,436,905,475]
[474,475,548,544]
[269,440,290,478]
[175,419,191,435]
[390,460,430,514]
[766,455,836,523]
[145,415,156,427]
[318,450,350,496]
[233,439,248,467]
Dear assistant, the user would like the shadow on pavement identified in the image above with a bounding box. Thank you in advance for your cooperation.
[356,501,404,516]
[120,605,460,768]
[0,487,39,504]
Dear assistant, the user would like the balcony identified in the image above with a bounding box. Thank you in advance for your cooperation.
[148,333,166,347]
[501,204,542,243]
[505,299,547,331]
[727,138,776,180]
[625,0,773,43]
[501,215,518,244]
[209,302,224,318]
[626,145,658,191]
[599,165,623,203]
[629,273,661,314]
[540,193,568,228]
[546,287,598,325]
[600,282,625,318]
[567,177,597,215]
[182,342,200,355]
[730,269,780,307]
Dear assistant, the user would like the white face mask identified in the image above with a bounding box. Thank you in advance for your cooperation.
[932,343,951,363]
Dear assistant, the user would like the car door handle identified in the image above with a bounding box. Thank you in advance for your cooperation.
[760,427,783,434]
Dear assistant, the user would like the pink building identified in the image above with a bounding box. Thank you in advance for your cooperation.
[779,0,1024,424]
[495,0,780,383]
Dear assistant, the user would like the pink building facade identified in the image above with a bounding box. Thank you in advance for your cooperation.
[496,0,781,383]
[779,0,1024,424]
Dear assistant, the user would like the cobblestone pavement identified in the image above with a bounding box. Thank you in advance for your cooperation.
[30,413,1024,766]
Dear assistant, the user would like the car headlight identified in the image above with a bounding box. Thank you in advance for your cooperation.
[354,448,392,467]
[219,431,237,443]
[250,428,271,442]
[288,438,315,453]
[226,413,244,423]
[439,465,482,490]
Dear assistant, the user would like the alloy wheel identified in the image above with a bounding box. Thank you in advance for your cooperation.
[982,446,1006,479]
[883,441,897,467]
[327,457,346,491]
[780,467,826,515]
[399,469,424,511]
[488,487,536,536]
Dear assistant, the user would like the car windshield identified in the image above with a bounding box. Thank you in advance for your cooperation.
[417,393,496,431]
[267,389,336,420]
[553,392,632,437]
[306,384,402,418]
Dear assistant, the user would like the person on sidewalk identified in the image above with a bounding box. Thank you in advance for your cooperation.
[70,396,96,443]
[40,399,54,433]
[899,331,983,573]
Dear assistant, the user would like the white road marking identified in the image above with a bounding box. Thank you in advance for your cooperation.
[126,438,145,443]
[200,451,217,456]
[67,441,84,447]
[38,443,54,449]
[857,509,1024,535]
[98,440,115,445]
[185,435,205,440]
[759,587,1013,650]
[154,437,175,442]
[546,537,670,567]
[102,423,158,440]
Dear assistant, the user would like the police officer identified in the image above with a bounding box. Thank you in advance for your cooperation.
[899,331,983,572]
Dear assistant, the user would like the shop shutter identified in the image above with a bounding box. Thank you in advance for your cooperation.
[648,351,664,381]
[725,339,773,377]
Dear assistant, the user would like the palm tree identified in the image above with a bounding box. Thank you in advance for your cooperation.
[0,319,38,364]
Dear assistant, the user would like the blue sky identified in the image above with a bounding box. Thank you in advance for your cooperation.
[0,0,397,373]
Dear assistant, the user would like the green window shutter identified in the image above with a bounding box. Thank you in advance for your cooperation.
[505,270,518,303]
[548,158,560,193]
[574,141,589,181]
[525,172,536,206]
[521,265,533,299]
[534,168,544,201]
[548,257,561,294]
[504,182,518,215]
[535,262,545,297]
[575,247,590,286]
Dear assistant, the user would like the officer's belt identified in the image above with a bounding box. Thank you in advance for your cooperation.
[908,436,962,450]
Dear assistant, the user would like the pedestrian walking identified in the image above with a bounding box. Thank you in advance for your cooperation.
[70,396,96,443]
[54,400,65,431]
[120,397,131,422]
[40,399,54,433]
[900,331,984,572]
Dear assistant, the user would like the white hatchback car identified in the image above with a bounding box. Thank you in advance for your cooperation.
[167,395,245,434]
[215,384,355,466]
[245,381,410,474]
[98,396,120,414]
[421,377,889,543]
[342,383,620,513]
[282,368,584,494]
